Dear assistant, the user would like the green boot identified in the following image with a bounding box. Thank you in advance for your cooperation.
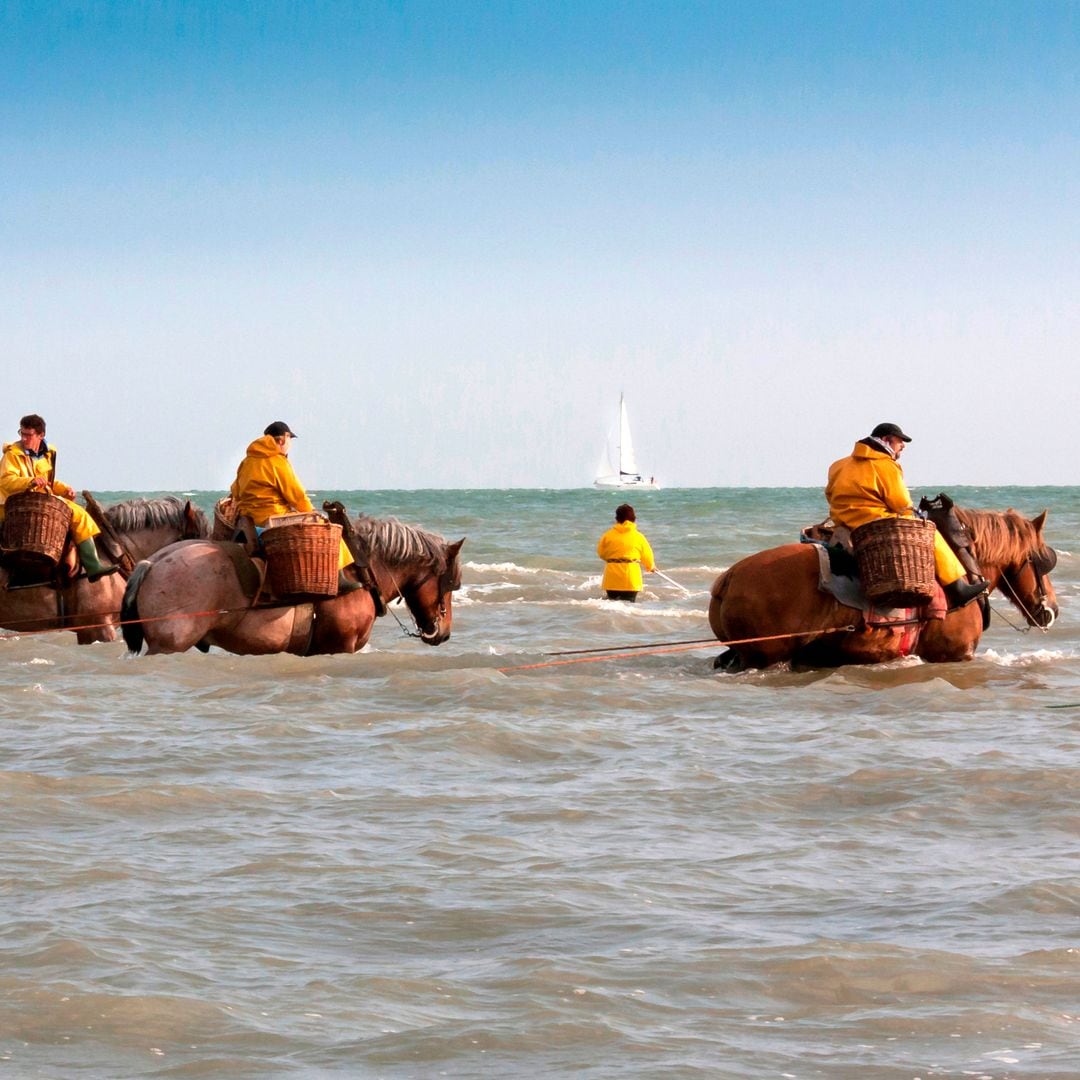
[76,538,120,582]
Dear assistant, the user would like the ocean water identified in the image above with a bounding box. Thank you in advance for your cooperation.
[2,486,1078,1079]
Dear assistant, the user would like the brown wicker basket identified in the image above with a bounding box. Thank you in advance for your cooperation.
[2,490,73,568]
[851,516,937,607]
[261,519,341,598]
[211,496,238,541]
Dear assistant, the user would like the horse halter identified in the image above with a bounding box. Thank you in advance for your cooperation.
[388,557,458,642]
[999,544,1058,630]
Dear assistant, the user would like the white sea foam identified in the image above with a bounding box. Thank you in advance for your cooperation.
[465,561,546,575]
[982,647,1075,666]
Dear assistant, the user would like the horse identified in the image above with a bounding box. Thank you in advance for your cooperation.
[709,508,1059,671]
[120,512,465,657]
[0,495,210,644]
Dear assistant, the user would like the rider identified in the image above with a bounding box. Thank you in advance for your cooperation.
[826,422,985,609]
[597,503,657,602]
[0,414,119,580]
[230,421,360,593]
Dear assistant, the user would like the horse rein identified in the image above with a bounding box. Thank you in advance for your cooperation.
[993,546,1057,632]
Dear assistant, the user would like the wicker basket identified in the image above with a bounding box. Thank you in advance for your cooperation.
[261,519,341,598]
[2,490,73,568]
[212,496,238,541]
[851,516,937,607]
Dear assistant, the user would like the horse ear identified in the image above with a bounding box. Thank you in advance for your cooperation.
[1032,509,1048,535]
[447,538,465,562]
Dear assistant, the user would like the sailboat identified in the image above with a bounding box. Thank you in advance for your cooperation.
[594,393,660,490]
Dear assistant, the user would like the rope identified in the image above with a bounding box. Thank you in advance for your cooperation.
[547,636,719,656]
[379,566,423,638]
[498,625,859,673]
[0,605,236,641]
[989,575,1047,633]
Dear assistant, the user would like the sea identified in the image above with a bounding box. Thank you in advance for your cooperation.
[2,486,1078,1080]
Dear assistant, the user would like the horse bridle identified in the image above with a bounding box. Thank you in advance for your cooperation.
[998,544,1057,629]
[387,557,459,641]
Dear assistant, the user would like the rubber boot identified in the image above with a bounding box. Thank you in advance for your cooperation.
[944,576,986,610]
[76,538,120,582]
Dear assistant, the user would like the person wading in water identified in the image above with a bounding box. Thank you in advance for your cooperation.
[597,503,657,602]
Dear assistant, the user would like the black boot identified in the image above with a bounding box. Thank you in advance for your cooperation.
[944,576,986,609]
[337,571,365,595]
[76,539,120,582]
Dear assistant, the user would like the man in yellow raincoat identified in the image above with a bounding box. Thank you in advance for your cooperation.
[0,414,118,580]
[597,503,657,602]
[826,422,985,608]
[230,421,358,591]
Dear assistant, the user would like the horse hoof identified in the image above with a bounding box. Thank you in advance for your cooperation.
[713,649,744,672]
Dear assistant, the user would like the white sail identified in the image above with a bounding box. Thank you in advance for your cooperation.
[617,395,639,476]
[593,393,659,490]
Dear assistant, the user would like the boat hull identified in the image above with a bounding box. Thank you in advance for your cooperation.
[594,476,660,491]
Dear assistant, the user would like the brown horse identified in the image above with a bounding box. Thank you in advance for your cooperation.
[709,508,1059,671]
[120,513,465,656]
[0,495,209,644]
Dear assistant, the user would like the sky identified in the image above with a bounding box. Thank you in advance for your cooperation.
[2,1,1078,489]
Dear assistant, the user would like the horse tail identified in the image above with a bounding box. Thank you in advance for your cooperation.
[121,559,153,655]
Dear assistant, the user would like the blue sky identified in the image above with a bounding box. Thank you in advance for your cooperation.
[3,1,1078,489]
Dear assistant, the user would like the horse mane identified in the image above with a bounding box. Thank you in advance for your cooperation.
[352,514,449,568]
[105,496,209,536]
[954,507,1041,565]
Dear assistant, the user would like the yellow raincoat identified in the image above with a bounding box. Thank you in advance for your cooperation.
[826,440,965,585]
[597,521,656,593]
[230,435,349,570]
[0,441,100,544]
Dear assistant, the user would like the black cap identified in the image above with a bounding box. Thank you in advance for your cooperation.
[264,421,297,438]
[870,422,911,443]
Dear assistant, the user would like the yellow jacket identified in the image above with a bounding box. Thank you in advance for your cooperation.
[597,521,656,592]
[0,441,76,504]
[825,440,914,529]
[230,435,314,527]
[827,438,967,585]
[0,440,99,543]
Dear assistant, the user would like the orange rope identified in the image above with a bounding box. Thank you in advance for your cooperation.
[0,606,235,641]
[497,625,858,672]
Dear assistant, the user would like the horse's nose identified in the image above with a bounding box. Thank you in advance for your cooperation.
[1036,604,1058,629]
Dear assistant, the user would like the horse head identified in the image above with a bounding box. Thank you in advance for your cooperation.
[105,496,211,563]
[999,509,1059,629]
[400,537,465,646]
[354,515,465,646]
[962,507,1059,629]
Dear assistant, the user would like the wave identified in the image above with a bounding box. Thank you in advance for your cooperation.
[982,647,1078,666]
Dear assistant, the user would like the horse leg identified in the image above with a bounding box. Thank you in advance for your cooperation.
[713,649,746,672]
[917,604,982,662]
[73,576,123,644]
[307,593,376,655]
